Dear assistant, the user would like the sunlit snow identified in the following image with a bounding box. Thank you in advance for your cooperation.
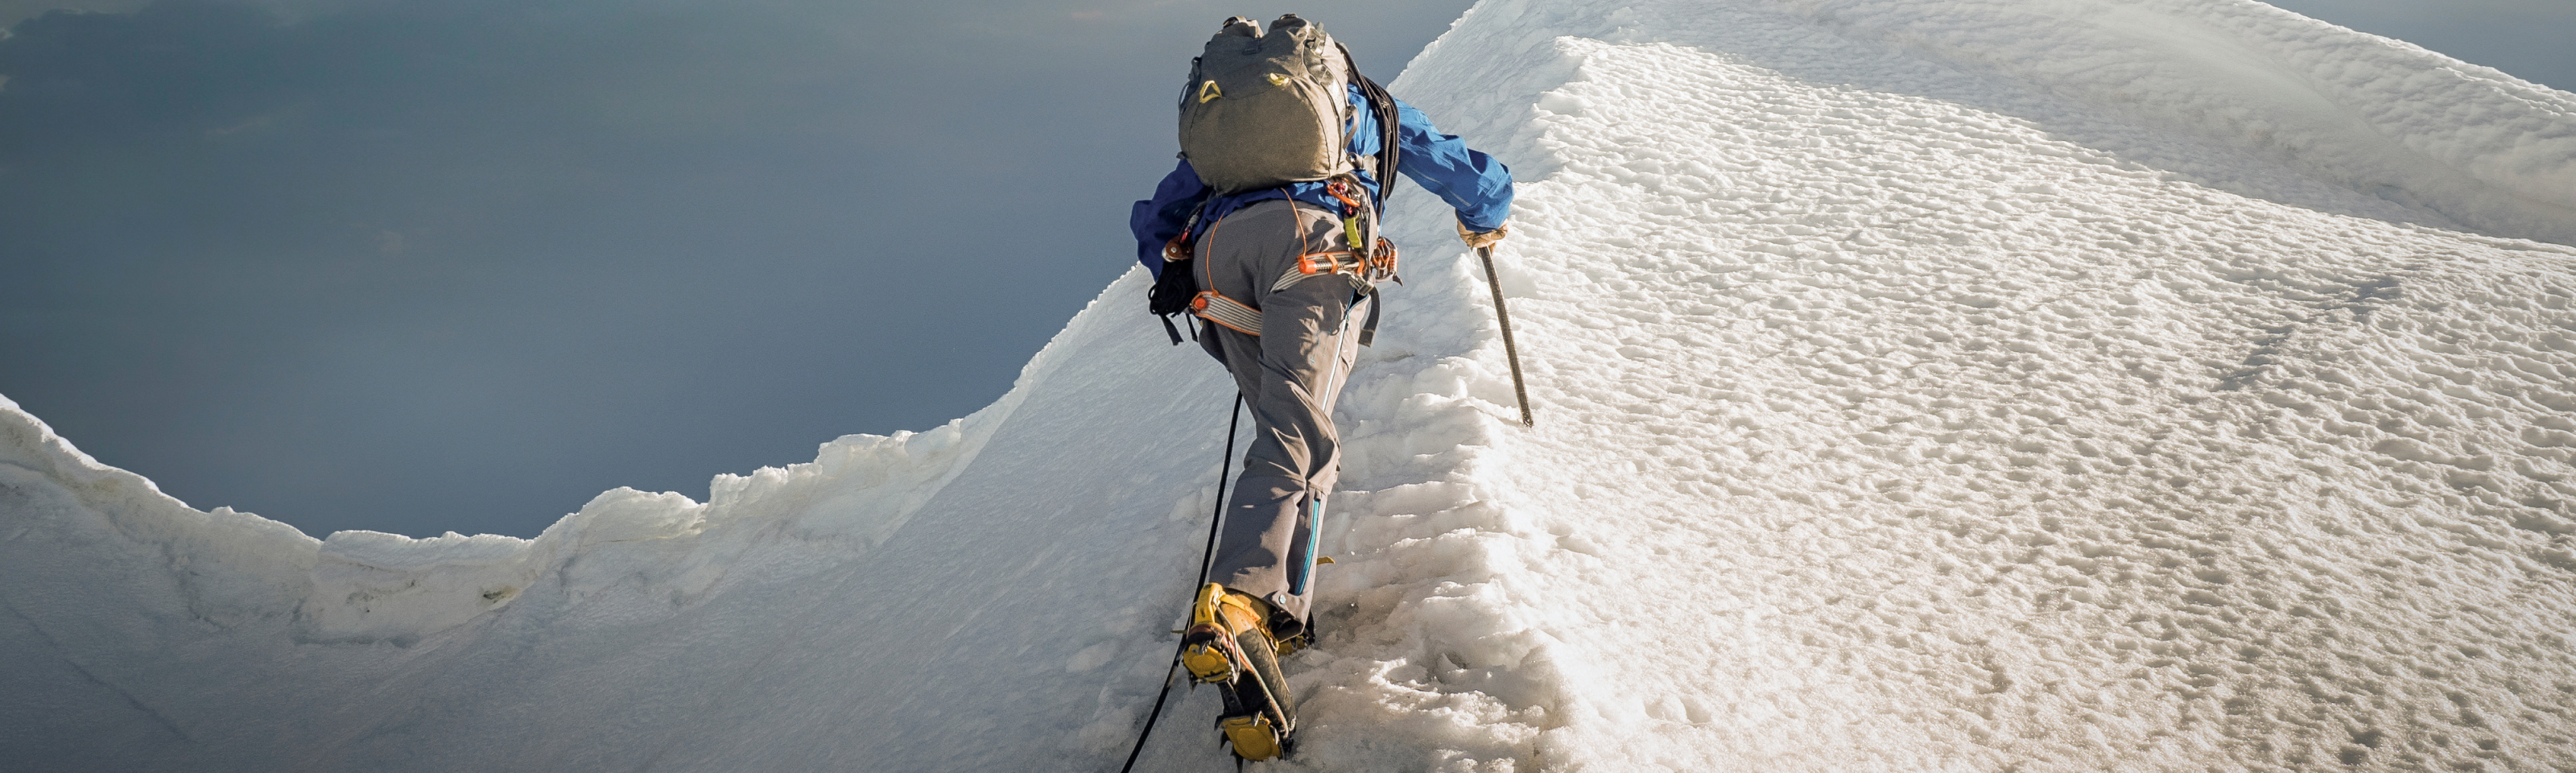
[5,0,2572,770]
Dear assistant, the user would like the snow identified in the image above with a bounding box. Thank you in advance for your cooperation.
[6,0,2574,770]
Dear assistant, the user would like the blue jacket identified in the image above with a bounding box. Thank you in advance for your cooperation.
[1131,86,1514,278]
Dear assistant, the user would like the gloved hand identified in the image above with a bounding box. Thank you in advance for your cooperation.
[1457,219,1509,249]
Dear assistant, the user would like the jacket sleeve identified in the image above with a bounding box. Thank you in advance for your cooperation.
[1390,97,1513,233]
[1130,159,1211,279]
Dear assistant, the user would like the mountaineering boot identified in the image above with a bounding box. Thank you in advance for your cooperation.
[1181,583,1266,682]
[1179,583,1298,761]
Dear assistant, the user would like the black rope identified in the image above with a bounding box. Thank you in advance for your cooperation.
[1117,393,1245,773]
[1191,394,1244,589]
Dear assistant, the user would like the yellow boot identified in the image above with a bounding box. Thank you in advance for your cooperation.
[1180,583,1272,683]
[1179,583,1296,761]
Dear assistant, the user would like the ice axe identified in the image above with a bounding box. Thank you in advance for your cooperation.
[1476,245,1534,427]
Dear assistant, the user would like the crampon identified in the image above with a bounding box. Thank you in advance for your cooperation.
[1180,583,1297,762]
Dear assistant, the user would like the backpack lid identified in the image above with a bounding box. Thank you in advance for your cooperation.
[1178,14,1359,194]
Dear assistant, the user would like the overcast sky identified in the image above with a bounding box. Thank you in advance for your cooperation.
[2,0,2568,539]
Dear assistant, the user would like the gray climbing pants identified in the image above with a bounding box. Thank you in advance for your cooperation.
[1193,199,1372,634]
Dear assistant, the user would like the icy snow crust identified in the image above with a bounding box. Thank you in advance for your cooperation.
[6,0,2576,770]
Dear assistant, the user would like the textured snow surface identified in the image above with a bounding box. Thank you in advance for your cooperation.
[6,0,2575,771]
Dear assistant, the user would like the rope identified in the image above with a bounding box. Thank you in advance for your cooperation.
[1117,393,1246,772]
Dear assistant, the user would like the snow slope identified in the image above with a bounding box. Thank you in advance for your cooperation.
[6,0,2574,771]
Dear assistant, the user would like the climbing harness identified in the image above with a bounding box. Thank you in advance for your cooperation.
[1183,179,1398,345]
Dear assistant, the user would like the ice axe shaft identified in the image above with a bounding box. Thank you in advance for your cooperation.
[1476,246,1534,427]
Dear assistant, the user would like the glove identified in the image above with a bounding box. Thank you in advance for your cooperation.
[1457,219,1509,249]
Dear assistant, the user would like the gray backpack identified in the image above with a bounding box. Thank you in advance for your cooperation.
[1179,15,1357,194]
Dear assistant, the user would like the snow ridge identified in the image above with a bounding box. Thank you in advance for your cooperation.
[1765,0,2576,244]
[7,0,2576,771]
[1397,0,2576,768]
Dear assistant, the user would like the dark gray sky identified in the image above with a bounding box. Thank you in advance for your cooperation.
[0,0,1480,537]
[2,0,2567,539]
